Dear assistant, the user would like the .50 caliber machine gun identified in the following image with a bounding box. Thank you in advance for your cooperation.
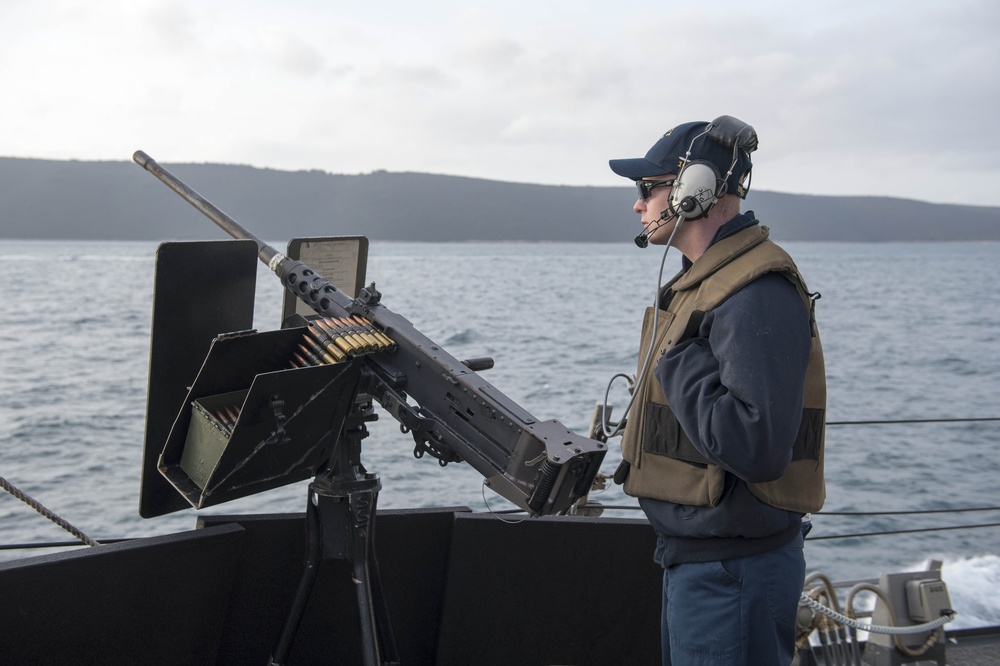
[133,150,605,518]
[132,152,607,665]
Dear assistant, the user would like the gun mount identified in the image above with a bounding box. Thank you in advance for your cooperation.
[134,152,610,663]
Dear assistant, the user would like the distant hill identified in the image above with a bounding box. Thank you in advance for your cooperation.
[2,157,999,242]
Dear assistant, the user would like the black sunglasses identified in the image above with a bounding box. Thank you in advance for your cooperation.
[635,178,676,201]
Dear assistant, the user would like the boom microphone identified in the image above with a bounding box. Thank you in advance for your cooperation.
[634,210,674,248]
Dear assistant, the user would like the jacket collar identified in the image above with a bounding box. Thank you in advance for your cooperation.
[673,215,769,291]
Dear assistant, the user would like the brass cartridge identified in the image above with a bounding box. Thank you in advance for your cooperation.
[315,319,358,355]
[305,323,348,361]
[350,315,395,348]
[332,317,379,350]
[329,318,372,351]
[297,343,323,366]
[302,334,339,365]
[214,409,234,429]
[351,319,389,350]
[317,318,365,354]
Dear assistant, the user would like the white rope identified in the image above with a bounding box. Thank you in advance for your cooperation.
[799,593,955,635]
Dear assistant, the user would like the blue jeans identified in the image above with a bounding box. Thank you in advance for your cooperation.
[660,533,805,665]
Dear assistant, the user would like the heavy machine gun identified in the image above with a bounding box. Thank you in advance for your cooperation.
[133,151,605,517]
[132,152,607,664]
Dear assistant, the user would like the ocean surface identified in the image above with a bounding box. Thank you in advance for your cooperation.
[1,238,999,629]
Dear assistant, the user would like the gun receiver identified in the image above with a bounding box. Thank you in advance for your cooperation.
[133,151,606,516]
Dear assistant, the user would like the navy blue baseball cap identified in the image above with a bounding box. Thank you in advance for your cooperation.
[609,120,754,198]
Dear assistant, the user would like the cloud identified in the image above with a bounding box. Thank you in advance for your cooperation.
[1,0,999,204]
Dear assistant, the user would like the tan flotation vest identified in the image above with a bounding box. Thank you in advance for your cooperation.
[619,225,826,514]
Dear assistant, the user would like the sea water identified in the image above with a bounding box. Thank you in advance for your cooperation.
[1,239,998,629]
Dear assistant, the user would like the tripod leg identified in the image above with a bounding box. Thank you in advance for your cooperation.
[270,471,398,664]
[348,488,399,666]
[367,538,399,664]
[269,490,323,666]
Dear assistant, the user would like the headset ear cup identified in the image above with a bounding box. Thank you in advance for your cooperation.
[669,161,722,220]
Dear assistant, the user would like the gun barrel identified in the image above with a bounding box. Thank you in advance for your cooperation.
[132,151,280,266]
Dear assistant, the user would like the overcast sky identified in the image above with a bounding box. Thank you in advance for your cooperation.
[3,0,999,206]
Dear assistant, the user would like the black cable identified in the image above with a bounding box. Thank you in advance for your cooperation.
[828,417,1000,425]
[807,522,1000,541]
[563,505,1000,516]
[818,506,1000,516]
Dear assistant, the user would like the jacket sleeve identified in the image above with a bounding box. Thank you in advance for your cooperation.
[653,272,812,483]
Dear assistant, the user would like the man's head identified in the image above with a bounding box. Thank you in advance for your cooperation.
[608,117,756,201]
[610,116,757,257]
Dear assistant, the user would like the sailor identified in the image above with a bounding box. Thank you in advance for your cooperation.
[609,117,826,665]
